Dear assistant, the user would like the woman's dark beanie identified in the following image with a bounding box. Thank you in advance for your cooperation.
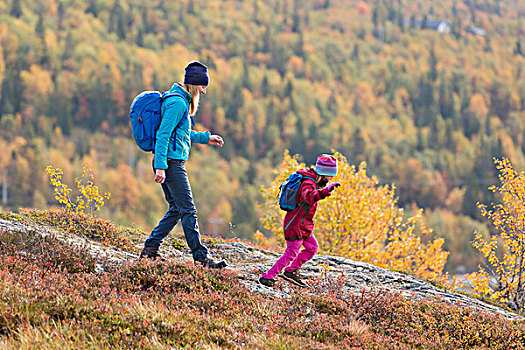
[184,61,209,86]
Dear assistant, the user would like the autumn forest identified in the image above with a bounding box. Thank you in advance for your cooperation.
[1,0,525,274]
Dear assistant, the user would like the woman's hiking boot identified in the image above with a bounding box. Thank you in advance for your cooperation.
[258,276,275,287]
[195,257,227,269]
[281,269,307,287]
[139,245,163,260]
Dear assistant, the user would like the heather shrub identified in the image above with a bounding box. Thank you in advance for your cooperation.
[0,237,388,349]
[0,210,524,349]
[1,252,524,349]
[0,228,98,273]
[344,288,525,349]
[309,270,525,349]
[111,260,235,294]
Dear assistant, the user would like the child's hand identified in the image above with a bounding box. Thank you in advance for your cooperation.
[327,182,341,192]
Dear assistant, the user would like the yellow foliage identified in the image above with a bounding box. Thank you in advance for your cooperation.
[259,151,449,282]
[353,81,376,111]
[46,166,110,215]
[467,157,525,312]
[21,64,53,97]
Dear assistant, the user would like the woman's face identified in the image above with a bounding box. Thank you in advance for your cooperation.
[198,85,207,94]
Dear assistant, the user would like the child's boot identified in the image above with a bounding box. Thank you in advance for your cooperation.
[258,276,275,287]
[282,269,307,287]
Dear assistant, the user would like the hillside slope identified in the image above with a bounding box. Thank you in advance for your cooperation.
[0,209,523,349]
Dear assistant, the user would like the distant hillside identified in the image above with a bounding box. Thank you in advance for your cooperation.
[0,0,524,274]
[0,209,523,348]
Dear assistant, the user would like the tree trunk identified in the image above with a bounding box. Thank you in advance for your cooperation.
[2,169,7,206]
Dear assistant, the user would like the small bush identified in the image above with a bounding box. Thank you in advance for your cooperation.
[46,166,110,215]
[468,157,525,313]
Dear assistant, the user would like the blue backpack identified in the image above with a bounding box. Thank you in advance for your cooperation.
[129,91,191,152]
[278,172,317,211]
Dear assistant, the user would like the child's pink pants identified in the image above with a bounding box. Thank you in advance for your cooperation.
[262,235,319,279]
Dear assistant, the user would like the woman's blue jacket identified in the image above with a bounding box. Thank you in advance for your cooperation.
[154,84,210,169]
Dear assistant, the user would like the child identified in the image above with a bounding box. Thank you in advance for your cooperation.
[259,154,341,287]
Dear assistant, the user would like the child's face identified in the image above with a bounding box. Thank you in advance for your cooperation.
[317,175,333,188]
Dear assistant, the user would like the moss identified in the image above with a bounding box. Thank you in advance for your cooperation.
[17,208,135,252]
[170,238,186,251]
[0,209,29,224]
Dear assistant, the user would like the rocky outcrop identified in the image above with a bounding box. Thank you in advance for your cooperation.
[216,242,521,320]
[1,218,521,320]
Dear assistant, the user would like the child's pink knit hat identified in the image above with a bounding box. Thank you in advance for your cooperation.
[315,154,338,176]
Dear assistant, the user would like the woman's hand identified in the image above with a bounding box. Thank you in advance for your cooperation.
[155,169,166,183]
[208,135,224,147]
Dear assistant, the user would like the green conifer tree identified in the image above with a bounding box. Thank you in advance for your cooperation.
[10,0,22,18]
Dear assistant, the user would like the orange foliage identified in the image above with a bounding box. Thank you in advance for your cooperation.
[353,81,376,111]
[469,93,489,117]
[357,2,369,15]
[101,164,139,210]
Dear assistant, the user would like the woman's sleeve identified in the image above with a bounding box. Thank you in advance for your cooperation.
[190,130,211,144]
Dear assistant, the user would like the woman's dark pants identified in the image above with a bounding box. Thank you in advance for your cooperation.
[144,160,208,261]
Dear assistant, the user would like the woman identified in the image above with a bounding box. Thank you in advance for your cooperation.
[140,61,227,269]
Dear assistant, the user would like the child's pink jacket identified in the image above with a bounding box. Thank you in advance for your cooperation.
[283,168,332,241]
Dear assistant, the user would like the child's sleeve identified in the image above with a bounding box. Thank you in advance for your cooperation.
[299,181,332,205]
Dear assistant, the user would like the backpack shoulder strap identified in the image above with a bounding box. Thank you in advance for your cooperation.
[297,175,319,224]
[161,91,195,127]
[159,91,194,152]
[300,175,318,189]
[302,175,317,183]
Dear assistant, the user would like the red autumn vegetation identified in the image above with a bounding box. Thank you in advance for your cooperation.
[0,209,523,349]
